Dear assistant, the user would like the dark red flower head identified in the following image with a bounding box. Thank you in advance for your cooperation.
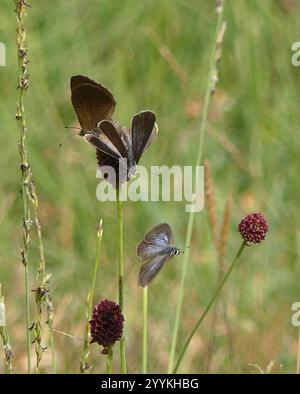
[90,299,124,350]
[238,213,269,244]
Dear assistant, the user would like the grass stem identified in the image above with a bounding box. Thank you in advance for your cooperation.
[31,187,55,373]
[24,263,31,373]
[14,0,32,374]
[15,0,55,373]
[142,286,148,374]
[116,187,126,373]
[107,346,113,374]
[173,241,246,373]
[0,286,13,374]
[80,220,103,373]
[167,0,226,373]
[297,326,300,374]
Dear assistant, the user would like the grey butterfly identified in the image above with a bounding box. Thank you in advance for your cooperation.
[137,223,181,287]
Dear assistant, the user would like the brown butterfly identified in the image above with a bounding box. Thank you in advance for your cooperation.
[70,75,158,186]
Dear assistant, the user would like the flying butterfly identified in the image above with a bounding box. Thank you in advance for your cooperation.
[137,223,181,287]
[70,75,158,186]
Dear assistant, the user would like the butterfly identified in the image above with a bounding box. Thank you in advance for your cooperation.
[70,75,158,186]
[137,223,181,287]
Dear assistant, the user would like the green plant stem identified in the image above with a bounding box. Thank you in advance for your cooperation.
[49,330,56,374]
[206,262,235,373]
[15,0,32,374]
[167,1,226,373]
[15,0,55,373]
[142,286,148,374]
[80,220,103,373]
[116,188,126,374]
[89,221,103,315]
[0,327,13,374]
[0,289,13,374]
[168,210,193,373]
[31,190,55,374]
[297,326,300,374]
[173,241,246,373]
[24,263,31,374]
[107,346,113,374]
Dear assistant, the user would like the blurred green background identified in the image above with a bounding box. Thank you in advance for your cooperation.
[0,0,300,373]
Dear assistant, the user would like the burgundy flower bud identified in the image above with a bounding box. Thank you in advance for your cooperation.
[90,299,124,351]
[238,213,269,244]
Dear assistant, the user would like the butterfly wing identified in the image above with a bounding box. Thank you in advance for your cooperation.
[131,111,157,163]
[71,75,116,131]
[137,240,167,262]
[94,144,130,188]
[138,253,171,287]
[144,223,174,246]
[94,121,134,187]
[137,223,174,261]
[84,134,120,161]
[98,120,128,158]
[144,122,158,151]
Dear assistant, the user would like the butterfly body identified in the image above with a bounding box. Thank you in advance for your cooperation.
[137,223,181,287]
[169,247,181,258]
[78,127,99,138]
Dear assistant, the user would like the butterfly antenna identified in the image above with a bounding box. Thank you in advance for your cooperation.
[58,131,78,148]
[52,328,84,342]
[65,125,82,130]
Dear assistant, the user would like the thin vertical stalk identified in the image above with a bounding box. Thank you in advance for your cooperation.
[49,327,56,373]
[168,0,226,373]
[31,186,55,373]
[80,220,103,373]
[116,188,126,373]
[15,0,55,374]
[0,327,13,374]
[0,286,13,374]
[297,326,300,374]
[221,287,235,368]
[107,346,113,374]
[173,241,246,373]
[205,180,235,372]
[168,210,193,373]
[206,268,235,372]
[206,293,219,373]
[90,221,104,314]
[14,0,32,374]
[24,263,31,373]
[142,286,148,374]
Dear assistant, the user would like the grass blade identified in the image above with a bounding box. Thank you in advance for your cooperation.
[14,0,32,373]
[117,188,127,373]
[0,285,13,374]
[142,286,148,374]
